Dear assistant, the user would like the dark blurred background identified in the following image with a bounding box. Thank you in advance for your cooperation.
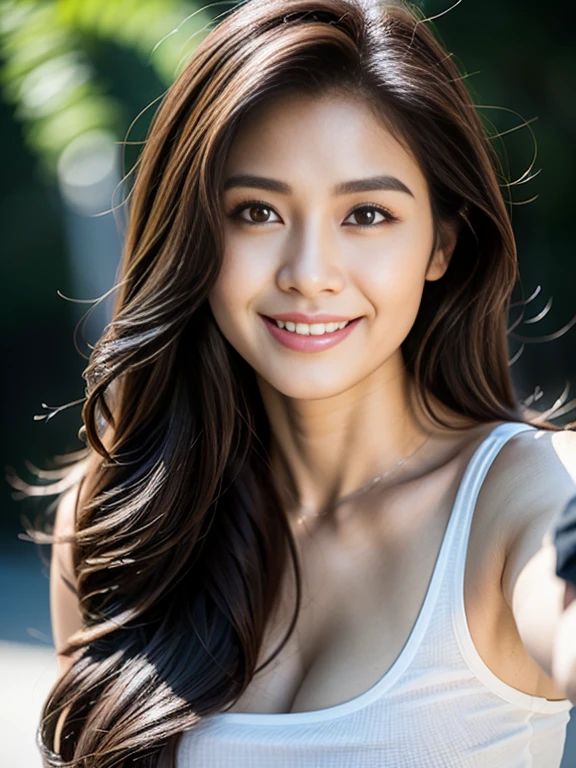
[1,0,575,765]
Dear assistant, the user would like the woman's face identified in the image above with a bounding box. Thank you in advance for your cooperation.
[209,90,457,400]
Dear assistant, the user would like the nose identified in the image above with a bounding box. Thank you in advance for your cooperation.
[276,218,346,297]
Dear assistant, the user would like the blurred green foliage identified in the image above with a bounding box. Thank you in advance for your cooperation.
[0,0,212,173]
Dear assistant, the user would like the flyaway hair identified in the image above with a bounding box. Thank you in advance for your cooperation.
[10,0,556,765]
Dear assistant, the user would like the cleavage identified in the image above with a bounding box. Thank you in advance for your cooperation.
[228,465,459,715]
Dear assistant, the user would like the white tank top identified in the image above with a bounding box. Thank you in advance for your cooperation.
[176,422,573,766]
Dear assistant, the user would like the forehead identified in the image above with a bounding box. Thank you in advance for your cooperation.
[225,90,426,196]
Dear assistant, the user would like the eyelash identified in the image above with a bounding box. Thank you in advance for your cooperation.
[227,199,400,228]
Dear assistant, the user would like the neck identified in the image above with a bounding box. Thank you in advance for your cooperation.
[256,352,438,523]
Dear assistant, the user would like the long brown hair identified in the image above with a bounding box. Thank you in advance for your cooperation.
[13,0,557,765]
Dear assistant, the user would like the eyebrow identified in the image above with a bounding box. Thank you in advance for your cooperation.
[223,174,414,198]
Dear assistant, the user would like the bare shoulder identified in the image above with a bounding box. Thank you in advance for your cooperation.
[475,425,576,599]
[54,483,79,535]
[480,426,576,524]
[52,463,86,579]
[52,482,82,581]
[52,456,93,575]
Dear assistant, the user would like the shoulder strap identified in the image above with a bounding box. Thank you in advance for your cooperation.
[449,420,537,594]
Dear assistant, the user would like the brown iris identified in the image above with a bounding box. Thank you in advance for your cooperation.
[352,208,377,226]
[248,205,272,223]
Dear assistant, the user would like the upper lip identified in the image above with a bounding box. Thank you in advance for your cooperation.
[263,312,360,324]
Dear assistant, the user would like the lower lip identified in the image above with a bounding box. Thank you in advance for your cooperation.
[261,316,362,352]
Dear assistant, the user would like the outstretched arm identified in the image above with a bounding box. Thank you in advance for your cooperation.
[500,429,576,704]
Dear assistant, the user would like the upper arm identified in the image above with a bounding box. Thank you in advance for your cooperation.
[51,484,84,678]
[500,428,576,680]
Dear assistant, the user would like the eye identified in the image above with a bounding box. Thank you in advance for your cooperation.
[228,200,282,225]
[226,200,398,227]
[342,205,398,228]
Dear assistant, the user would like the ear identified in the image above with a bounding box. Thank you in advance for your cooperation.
[425,219,459,282]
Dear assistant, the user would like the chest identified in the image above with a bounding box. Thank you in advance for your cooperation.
[226,461,521,716]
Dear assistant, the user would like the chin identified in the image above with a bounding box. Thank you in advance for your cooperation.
[256,368,358,401]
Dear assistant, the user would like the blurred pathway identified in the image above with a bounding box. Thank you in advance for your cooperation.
[0,641,57,768]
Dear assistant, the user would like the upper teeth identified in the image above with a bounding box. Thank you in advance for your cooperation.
[274,320,350,335]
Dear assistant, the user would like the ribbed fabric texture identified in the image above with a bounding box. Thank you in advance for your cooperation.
[177,422,573,767]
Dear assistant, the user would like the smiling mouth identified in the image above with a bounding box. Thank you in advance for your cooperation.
[263,317,358,336]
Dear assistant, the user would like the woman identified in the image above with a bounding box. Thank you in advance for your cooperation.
[26,0,576,766]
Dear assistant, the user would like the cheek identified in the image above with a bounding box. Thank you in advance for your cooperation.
[352,229,430,329]
[207,243,267,343]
